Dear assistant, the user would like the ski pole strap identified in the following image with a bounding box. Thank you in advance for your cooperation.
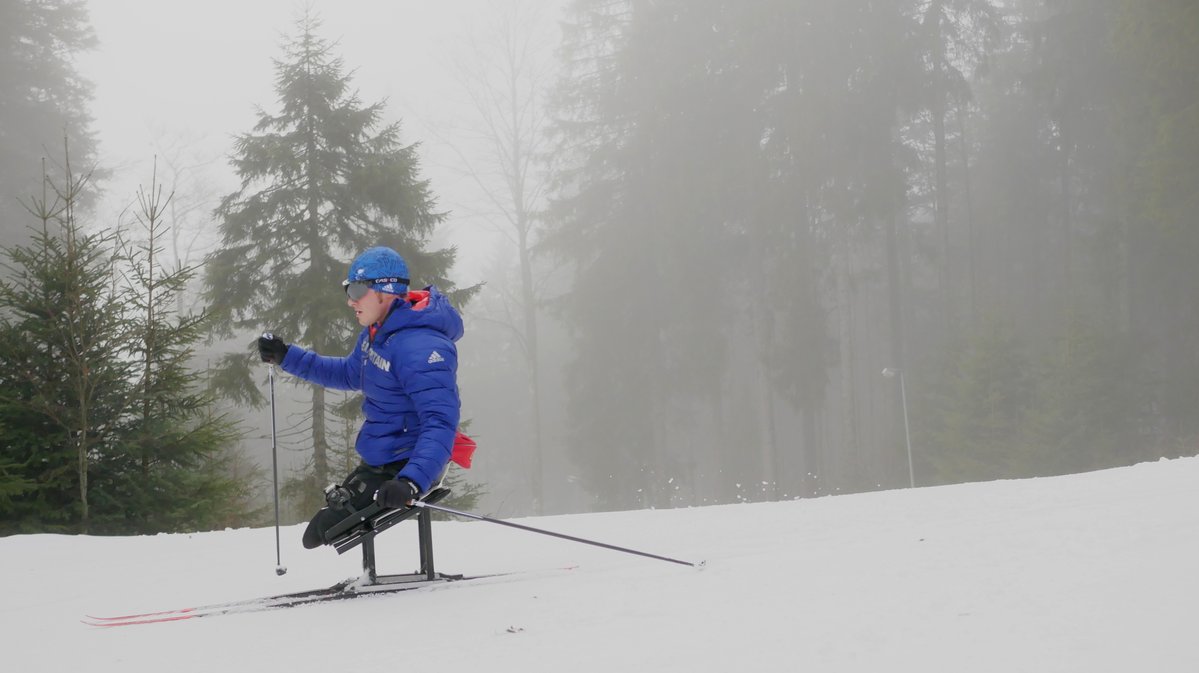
[411,501,705,569]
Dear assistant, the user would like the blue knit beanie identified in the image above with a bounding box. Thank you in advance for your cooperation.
[346,247,410,295]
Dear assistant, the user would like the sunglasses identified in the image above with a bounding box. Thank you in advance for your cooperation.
[342,277,408,301]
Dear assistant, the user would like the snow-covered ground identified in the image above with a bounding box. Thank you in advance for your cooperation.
[3,457,1197,672]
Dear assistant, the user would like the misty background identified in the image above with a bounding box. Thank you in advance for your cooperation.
[1,0,1195,530]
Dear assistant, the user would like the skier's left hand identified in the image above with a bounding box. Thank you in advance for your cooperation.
[375,478,420,509]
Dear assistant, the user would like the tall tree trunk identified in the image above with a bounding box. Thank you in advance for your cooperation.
[956,95,978,322]
[934,97,950,319]
[801,406,821,497]
[304,103,330,489]
[511,64,545,512]
[1059,116,1074,307]
[517,224,544,514]
[763,375,781,500]
[753,309,780,500]
[931,0,951,329]
[77,400,89,531]
[139,174,163,478]
[65,195,90,530]
[748,213,778,499]
[885,211,907,485]
[312,386,330,488]
[835,229,859,471]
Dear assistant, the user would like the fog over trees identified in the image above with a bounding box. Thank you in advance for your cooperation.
[0,0,97,247]
[1,0,1196,531]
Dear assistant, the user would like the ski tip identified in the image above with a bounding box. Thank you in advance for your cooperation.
[82,618,130,628]
[84,607,195,622]
[82,613,196,627]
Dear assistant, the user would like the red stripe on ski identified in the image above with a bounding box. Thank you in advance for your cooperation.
[83,613,197,627]
[86,607,197,621]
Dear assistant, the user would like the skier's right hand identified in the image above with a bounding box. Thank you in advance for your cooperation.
[258,333,288,365]
[375,478,420,509]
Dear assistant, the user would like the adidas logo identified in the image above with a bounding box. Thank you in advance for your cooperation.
[427,350,445,364]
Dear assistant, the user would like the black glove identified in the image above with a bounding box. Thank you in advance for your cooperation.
[258,333,288,365]
[375,478,420,509]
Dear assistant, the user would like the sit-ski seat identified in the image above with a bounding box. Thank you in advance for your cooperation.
[325,487,454,589]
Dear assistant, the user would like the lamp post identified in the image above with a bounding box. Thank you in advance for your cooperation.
[882,367,915,488]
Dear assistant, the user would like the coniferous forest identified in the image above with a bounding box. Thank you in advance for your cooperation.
[0,0,1196,532]
[540,0,1199,509]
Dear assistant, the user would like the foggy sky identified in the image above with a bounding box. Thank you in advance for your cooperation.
[80,0,565,288]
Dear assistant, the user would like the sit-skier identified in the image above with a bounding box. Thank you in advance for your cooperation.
[258,246,464,548]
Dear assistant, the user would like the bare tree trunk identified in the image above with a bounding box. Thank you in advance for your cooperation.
[510,52,544,511]
[443,2,555,512]
[518,224,545,512]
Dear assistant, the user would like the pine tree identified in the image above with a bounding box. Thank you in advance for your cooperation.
[1112,0,1199,443]
[1020,314,1142,476]
[204,13,472,512]
[0,149,253,534]
[89,166,249,534]
[920,316,1035,483]
[0,0,97,246]
[0,152,133,532]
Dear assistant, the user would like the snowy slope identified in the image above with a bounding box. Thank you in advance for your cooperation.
[3,458,1197,673]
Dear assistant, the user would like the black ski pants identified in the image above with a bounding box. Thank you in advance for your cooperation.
[302,461,406,549]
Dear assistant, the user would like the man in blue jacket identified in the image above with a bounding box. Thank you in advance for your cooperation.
[257,246,464,549]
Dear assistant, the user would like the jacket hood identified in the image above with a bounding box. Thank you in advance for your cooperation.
[375,285,463,342]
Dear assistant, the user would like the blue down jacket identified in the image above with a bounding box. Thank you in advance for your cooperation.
[280,287,463,492]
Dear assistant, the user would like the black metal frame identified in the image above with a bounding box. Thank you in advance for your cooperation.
[327,487,453,589]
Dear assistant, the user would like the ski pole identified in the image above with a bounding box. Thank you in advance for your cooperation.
[411,501,704,569]
[267,355,287,576]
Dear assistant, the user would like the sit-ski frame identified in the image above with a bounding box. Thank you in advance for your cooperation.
[328,487,459,592]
